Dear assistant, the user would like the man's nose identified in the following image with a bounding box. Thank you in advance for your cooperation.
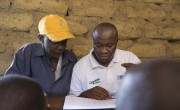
[101,47,108,53]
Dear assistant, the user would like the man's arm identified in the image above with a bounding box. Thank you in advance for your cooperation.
[4,45,31,76]
[121,63,137,70]
[5,52,24,75]
[121,51,141,70]
[69,63,84,96]
[79,86,110,100]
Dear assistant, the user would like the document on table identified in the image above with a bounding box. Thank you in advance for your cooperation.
[63,96,116,109]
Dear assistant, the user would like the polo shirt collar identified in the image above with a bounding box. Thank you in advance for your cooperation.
[89,49,121,69]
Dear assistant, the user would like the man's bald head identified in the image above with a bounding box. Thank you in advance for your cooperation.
[116,59,180,110]
[93,22,118,40]
[0,75,45,110]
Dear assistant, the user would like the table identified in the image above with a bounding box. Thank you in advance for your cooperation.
[45,96,65,110]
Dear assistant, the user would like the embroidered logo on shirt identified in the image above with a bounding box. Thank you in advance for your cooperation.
[89,78,100,85]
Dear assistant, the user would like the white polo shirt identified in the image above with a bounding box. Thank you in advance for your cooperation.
[69,49,141,96]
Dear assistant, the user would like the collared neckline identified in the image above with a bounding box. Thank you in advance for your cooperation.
[89,49,122,69]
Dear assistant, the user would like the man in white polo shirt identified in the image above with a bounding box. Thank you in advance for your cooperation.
[69,23,141,100]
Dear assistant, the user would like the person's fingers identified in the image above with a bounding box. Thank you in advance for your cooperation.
[122,63,134,66]
[121,63,136,69]
[79,86,110,100]
[93,86,110,99]
[98,86,109,97]
[91,93,107,100]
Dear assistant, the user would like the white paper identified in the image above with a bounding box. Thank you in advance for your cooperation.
[63,96,116,109]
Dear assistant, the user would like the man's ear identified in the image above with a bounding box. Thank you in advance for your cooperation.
[37,34,44,42]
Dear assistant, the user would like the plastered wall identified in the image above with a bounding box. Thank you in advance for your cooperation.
[0,0,180,75]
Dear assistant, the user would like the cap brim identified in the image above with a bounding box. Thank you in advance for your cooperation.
[46,32,75,42]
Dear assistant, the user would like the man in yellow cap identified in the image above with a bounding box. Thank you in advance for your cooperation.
[4,15,77,97]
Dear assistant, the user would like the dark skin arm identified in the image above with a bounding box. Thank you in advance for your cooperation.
[121,63,136,70]
[79,86,110,100]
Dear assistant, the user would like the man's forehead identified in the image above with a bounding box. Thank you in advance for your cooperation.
[94,29,117,38]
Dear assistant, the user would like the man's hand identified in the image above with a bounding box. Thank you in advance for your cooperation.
[79,86,110,100]
[121,63,136,70]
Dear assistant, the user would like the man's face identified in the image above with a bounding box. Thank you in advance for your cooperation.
[93,29,118,66]
[42,36,67,58]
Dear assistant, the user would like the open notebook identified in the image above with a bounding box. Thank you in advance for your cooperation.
[63,96,116,109]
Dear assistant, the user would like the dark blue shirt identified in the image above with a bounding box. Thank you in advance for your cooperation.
[5,43,77,97]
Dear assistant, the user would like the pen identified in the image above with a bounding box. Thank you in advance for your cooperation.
[109,92,116,99]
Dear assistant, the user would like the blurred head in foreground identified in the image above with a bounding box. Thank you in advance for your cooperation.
[116,58,180,110]
[0,75,45,110]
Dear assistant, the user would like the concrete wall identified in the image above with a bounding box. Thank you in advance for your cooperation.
[0,0,180,75]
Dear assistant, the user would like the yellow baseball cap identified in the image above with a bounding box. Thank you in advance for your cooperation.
[38,14,75,42]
